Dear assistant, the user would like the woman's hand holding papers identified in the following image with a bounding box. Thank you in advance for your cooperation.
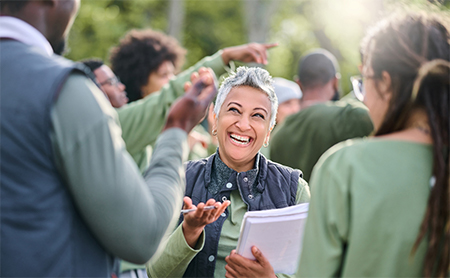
[225,247,276,278]
[182,196,230,248]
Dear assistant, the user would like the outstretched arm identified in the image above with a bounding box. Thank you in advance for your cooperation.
[51,69,217,264]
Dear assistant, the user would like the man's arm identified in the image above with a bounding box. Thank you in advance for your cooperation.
[51,71,216,264]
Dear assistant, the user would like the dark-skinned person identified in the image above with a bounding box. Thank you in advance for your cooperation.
[298,12,449,277]
[270,49,373,182]
[81,58,129,108]
[0,0,219,276]
[147,67,310,278]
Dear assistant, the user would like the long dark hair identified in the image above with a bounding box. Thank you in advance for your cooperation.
[362,13,449,277]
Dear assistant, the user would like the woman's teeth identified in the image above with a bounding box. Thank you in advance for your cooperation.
[230,134,250,145]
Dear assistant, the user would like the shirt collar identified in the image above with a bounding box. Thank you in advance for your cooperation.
[212,149,260,187]
[0,16,53,56]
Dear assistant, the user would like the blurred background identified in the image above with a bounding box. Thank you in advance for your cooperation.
[67,0,450,95]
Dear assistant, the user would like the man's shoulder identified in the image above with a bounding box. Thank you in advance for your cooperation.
[305,99,368,115]
[285,99,370,126]
[1,40,88,75]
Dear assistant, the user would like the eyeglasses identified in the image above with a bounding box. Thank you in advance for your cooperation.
[350,75,365,102]
[99,76,121,87]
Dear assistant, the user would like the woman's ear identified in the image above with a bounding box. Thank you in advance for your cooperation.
[264,127,273,145]
[379,71,393,101]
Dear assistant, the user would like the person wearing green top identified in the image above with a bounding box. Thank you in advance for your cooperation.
[147,67,311,278]
[298,12,449,277]
[269,48,374,182]
[270,98,374,182]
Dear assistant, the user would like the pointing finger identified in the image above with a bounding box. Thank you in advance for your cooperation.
[262,42,279,49]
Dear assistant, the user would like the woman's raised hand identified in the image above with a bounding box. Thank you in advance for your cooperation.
[182,196,230,248]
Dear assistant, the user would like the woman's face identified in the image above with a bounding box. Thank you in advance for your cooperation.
[362,64,392,132]
[141,60,175,97]
[215,86,272,172]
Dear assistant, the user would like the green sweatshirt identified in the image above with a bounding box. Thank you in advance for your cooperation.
[270,99,373,182]
[299,139,433,277]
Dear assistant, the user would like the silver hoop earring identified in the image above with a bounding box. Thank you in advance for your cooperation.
[212,129,217,136]
[263,141,269,148]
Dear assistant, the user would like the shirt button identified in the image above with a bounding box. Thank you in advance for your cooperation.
[226,182,233,188]
[221,212,226,217]
[248,194,253,199]
[208,255,215,262]
[243,177,248,182]
[222,196,228,202]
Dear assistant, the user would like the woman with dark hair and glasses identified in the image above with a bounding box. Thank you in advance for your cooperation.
[298,12,449,277]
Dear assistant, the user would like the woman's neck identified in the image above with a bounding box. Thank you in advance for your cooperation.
[217,150,256,173]
[377,109,433,144]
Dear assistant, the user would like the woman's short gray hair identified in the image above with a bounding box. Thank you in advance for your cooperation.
[214,66,278,128]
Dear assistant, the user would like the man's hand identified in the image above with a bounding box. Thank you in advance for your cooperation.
[182,196,230,248]
[221,43,278,65]
[162,68,217,133]
[225,247,276,278]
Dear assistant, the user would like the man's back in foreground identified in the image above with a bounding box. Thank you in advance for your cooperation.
[0,1,217,276]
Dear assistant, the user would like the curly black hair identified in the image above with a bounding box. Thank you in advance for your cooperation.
[110,29,186,102]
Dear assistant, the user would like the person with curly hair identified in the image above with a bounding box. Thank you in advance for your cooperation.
[110,29,186,102]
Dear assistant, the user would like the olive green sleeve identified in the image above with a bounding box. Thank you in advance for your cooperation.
[51,73,189,264]
[296,177,311,204]
[147,224,206,278]
[117,51,227,159]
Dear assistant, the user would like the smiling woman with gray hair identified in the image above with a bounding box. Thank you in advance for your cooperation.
[147,67,310,278]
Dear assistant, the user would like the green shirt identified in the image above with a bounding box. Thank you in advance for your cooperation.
[270,99,374,182]
[298,139,432,277]
[51,73,189,264]
[147,177,310,278]
[117,51,228,173]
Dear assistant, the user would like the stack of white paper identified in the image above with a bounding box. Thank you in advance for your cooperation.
[236,203,309,275]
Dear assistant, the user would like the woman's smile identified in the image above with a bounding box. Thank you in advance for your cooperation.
[229,132,253,146]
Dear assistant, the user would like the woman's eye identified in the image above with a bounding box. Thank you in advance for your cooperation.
[229,107,240,113]
[254,113,265,119]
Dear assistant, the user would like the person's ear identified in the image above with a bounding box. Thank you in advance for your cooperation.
[379,71,393,101]
[295,79,304,92]
[332,76,339,91]
[264,127,273,146]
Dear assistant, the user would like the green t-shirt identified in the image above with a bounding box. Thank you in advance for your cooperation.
[298,139,433,277]
[270,99,373,182]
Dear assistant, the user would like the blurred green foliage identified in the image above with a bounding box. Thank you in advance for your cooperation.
[67,0,449,95]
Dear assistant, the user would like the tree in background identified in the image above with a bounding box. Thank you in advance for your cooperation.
[67,0,449,95]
